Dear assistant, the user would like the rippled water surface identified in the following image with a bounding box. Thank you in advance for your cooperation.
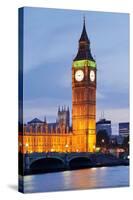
[22,166,129,193]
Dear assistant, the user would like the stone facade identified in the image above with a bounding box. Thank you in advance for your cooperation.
[19,19,96,154]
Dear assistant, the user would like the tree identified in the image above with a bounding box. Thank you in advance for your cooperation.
[96,129,109,147]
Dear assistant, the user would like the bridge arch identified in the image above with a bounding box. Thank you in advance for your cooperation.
[69,156,92,169]
[30,157,65,173]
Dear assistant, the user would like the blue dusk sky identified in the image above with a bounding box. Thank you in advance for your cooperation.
[22,7,129,134]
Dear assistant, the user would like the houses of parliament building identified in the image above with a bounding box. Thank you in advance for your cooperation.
[19,18,97,153]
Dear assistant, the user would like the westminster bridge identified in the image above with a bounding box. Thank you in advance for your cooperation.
[20,152,127,174]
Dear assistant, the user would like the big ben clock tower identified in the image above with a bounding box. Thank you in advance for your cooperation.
[72,18,96,152]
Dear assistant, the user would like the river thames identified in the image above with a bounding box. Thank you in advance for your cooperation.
[21,166,129,193]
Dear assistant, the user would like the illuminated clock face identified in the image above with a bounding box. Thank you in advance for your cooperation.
[90,70,95,82]
[75,70,84,82]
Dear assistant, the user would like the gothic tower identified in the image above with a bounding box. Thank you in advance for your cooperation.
[57,106,70,132]
[72,18,96,152]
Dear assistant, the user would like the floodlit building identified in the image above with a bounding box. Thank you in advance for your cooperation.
[19,19,97,153]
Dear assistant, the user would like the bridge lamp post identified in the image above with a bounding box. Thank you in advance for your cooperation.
[25,143,29,154]
[65,144,69,153]
[101,139,105,147]
[19,142,22,146]
[102,139,104,143]
[19,142,22,152]
[93,145,96,152]
[101,139,107,153]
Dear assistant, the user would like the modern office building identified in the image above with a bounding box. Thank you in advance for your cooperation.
[96,118,112,137]
[119,122,129,137]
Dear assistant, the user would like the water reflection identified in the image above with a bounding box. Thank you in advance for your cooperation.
[23,166,129,193]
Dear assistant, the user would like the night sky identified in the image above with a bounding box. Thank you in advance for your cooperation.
[23,7,129,134]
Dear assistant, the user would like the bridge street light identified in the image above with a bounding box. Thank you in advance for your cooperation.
[65,144,69,153]
[25,143,29,153]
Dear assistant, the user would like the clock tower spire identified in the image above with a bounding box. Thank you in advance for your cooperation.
[72,18,96,152]
[74,17,94,62]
